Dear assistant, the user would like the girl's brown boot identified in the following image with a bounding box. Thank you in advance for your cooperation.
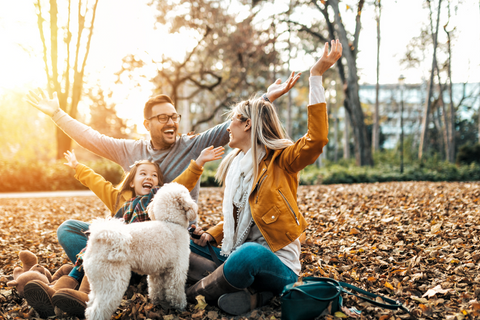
[52,275,91,318]
[24,275,78,318]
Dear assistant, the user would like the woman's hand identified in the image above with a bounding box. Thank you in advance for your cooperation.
[266,71,301,102]
[190,225,214,246]
[310,39,343,77]
[64,150,79,169]
[25,88,60,117]
[195,146,225,167]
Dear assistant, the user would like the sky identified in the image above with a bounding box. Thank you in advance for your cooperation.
[0,0,479,132]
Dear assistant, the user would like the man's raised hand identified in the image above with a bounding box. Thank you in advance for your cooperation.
[310,39,343,77]
[266,71,301,102]
[25,88,60,117]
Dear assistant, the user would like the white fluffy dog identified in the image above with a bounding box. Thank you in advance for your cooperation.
[83,182,197,320]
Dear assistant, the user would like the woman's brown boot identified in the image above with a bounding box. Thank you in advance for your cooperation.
[187,252,218,284]
[217,290,274,316]
[52,275,91,318]
[24,275,78,318]
[186,264,241,303]
[186,264,273,316]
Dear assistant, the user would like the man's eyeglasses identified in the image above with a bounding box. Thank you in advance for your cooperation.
[148,113,181,123]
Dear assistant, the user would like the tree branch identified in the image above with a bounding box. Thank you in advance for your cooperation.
[191,95,233,132]
[280,19,329,43]
[34,0,52,95]
[352,0,365,58]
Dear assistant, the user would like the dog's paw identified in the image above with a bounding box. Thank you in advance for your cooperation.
[173,301,187,311]
[171,296,187,311]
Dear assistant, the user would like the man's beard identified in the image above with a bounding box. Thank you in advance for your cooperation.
[152,127,177,148]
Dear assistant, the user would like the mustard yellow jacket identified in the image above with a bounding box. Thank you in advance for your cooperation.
[207,103,328,252]
[74,160,204,216]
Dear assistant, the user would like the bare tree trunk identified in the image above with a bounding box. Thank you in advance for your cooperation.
[36,0,99,159]
[419,0,442,160]
[270,19,277,84]
[286,0,293,138]
[329,0,373,166]
[306,0,372,165]
[334,115,339,161]
[182,84,190,134]
[372,0,381,152]
[444,3,456,162]
[439,87,450,159]
[344,110,350,159]
[46,0,71,159]
[433,60,450,160]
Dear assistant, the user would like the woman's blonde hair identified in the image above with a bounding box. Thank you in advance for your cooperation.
[215,98,293,185]
[114,160,163,212]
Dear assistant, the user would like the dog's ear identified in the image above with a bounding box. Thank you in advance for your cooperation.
[185,199,198,222]
[186,203,198,223]
[175,193,197,222]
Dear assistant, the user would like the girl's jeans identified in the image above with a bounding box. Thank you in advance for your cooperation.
[190,241,298,295]
[57,220,90,263]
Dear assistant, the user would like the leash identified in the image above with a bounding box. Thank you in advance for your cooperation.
[189,227,223,267]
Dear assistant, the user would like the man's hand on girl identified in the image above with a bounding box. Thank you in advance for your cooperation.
[63,150,79,169]
[195,146,225,167]
[310,39,343,77]
[25,88,60,117]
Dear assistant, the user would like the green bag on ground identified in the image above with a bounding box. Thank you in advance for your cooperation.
[280,277,409,320]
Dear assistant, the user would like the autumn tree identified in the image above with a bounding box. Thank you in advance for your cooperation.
[115,0,278,134]
[418,0,443,160]
[372,0,381,153]
[34,0,99,159]
[284,0,373,166]
[85,86,130,139]
[402,0,478,162]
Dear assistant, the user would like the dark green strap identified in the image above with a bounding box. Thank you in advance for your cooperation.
[301,277,409,314]
[339,281,410,314]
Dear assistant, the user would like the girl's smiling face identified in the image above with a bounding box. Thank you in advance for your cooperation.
[130,163,159,196]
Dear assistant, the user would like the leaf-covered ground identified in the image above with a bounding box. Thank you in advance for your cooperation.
[1,181,479,320]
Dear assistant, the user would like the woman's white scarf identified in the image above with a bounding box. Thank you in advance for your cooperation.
[221,148,264,256]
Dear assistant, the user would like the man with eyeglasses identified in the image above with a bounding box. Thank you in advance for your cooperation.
[26,72,300,203]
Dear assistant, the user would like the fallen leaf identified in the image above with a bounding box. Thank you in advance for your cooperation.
[350,228,360,235]
[422,284,451,298]
[411,296,429,304]
[384,281,394,290]
[431,222,442,233]
[194,295,208,310]
[207,310,219,319]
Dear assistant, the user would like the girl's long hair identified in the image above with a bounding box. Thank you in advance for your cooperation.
[114,160,163,213]
[215,98,293,185]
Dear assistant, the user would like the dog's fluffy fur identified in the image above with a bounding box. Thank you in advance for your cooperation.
[83,182,197,320]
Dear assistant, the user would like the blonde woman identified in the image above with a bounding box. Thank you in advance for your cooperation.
[187,40,342,315]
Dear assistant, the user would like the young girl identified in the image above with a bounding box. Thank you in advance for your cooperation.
[24,146,224,318]
[65,147,223,218]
